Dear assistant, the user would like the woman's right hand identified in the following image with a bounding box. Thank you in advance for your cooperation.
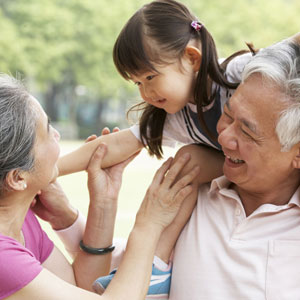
[135,153,200,232]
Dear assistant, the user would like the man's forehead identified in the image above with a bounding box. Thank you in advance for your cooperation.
[226,97,260,136]
[226,80,282,137]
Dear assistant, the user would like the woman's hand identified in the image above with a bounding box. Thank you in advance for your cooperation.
[86,126,138,205]
[86,142,138,206]
[135,153,200,232]
[84,127,119,144]
[31,181,78,230]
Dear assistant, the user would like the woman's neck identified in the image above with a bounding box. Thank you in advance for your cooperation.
[0,191,34,241]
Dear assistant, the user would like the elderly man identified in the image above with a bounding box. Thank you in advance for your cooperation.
[170,35,300,299]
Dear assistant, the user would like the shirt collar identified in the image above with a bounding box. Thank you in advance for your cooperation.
[209,176,231,193]
[288,185,300,208]
[209,176,300,208]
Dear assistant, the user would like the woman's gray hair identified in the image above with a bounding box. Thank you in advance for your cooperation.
[242,39,300,151]
[0,74,36,193]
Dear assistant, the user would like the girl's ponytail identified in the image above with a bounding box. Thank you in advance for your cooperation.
[139,105,167,159]
[194,26,250,140]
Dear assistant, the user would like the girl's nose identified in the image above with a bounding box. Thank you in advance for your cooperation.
[142,85,156,101]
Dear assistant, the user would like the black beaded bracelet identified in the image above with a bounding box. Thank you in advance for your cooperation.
[79,240,115,255]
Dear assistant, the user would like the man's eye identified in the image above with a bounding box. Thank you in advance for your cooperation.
[241,129,255,141]
[224,112,233,121]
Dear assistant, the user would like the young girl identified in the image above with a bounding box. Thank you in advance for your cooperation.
[57,0,255,297]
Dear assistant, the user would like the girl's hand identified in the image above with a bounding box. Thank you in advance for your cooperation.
[136,153,200,231]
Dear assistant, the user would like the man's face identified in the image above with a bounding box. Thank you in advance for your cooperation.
[217,75,299,193]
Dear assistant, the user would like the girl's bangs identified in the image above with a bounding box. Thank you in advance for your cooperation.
[113,12,157,80]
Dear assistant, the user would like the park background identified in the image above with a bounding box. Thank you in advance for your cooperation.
[0,0,300,258]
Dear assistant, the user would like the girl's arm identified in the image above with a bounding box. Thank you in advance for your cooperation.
[9,151,199,300]
[57,128,143,176]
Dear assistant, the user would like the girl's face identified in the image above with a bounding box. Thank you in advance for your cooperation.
[29,97,61,190]
[130,56,197,114]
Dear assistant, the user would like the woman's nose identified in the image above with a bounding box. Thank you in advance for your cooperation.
[54,127,61,142]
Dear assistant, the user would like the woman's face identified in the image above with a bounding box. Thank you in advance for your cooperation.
[29,97,60,190]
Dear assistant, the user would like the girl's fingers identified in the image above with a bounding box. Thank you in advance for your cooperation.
[112,127,120,133]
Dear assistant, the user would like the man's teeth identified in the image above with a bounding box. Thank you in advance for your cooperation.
[227,155,245,164]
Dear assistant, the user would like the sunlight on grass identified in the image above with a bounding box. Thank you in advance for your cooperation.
[40,140,177,258]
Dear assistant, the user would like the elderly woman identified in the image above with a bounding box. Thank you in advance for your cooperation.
[0,74,199,299]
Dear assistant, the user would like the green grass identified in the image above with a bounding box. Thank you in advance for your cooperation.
[40,140,177,258]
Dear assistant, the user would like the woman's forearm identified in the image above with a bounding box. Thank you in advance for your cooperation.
[58,129,142,176]
[102,224,162,300]
[72,201,118,291]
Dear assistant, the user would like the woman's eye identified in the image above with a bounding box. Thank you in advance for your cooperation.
[134,82,141,86]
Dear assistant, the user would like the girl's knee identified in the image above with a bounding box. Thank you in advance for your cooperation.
[174,144,224,183]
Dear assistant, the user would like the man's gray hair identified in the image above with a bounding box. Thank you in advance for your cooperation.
[242,39,300,151]
[0,74,36,193]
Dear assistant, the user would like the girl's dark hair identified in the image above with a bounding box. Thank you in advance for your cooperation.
[114,0,253,158]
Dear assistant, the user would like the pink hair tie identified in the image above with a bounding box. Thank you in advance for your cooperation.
[191,20,203,32]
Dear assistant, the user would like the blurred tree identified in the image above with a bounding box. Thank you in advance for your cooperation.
[0,0,143,134]
[0,0,299,138]
[186,0,300,56]
[0,3,27,76]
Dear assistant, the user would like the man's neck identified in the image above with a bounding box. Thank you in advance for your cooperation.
[234,175,300,217]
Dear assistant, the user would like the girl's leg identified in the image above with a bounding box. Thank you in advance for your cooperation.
[154,144,224,263]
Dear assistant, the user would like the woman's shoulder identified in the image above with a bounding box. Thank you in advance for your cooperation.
[0,233,42,299]
[22,209,54,263]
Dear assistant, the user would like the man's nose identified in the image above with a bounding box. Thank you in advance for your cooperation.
[217,124,238,150]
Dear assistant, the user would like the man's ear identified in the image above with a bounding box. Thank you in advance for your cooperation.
[292,146,300,169]
[184,45,202,71]
[6,170,27,191]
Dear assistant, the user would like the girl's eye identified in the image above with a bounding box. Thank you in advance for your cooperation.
[146,75,155,81]
[134,82,141,86]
